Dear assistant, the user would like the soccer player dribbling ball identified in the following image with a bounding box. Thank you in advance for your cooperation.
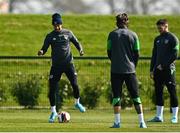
[38,13,85,123]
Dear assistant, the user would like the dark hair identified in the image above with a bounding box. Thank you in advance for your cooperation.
[156,19,168,25]
[116,13,129,28]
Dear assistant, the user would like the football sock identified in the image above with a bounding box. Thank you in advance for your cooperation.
[156,105,164,118]
[138,113,145,123]
[51,106,57,113]
[75,98,80,104]
[114,113,120,124]
[172,107,178,118]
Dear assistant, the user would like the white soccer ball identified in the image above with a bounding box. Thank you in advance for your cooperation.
[57,111,70,123]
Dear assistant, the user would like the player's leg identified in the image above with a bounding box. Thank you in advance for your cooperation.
[125,73,147,128]
[148,69,164,122]
[65,63,85,113]
[165,69,178,123]
[48,66,62,123]
[110,73,124,128]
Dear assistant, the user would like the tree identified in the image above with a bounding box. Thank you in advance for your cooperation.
[9,0,16,13]
[125,0,138,14]
[105,0,163,15]
[171,0,180,14]
[139,0,158,14]
[107,0,115,14]
[50,0,90,14]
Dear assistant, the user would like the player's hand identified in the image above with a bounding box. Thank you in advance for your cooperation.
[150,71,154,79]
[79,50,84,56]
[38,50,43,56]
[157,64,163,70]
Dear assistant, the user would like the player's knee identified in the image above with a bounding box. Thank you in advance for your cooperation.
[133,97,142,105]
[112,97,121,106]
[167,83,176,91]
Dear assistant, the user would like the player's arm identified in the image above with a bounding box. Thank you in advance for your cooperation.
[133,33,140,67]
[38,34,51,56]
[69,31,84,56]
[107,33,112,60]
[162,36,179,68]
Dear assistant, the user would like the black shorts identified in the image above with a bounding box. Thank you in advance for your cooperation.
[49,63,77,82]
[111,72,139,99]
[153,68,176,86]
[48,63,80,106]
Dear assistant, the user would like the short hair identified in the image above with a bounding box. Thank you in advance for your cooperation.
[156,19,168,25]
[116,13,129,26]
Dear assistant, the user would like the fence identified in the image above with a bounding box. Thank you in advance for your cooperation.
[0,56,180,109]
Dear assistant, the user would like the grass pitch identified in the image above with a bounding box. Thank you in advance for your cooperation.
[0,109,179,132]
[1,15,180,57]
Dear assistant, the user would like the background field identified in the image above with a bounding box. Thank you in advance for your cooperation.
[1,14,180,56]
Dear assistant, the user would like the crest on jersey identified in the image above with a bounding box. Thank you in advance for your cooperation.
[164,39,169,44]
[64,35,68,40]
[53,38,56,41]
[156,40,160,44]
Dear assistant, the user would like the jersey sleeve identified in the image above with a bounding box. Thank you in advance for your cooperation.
[173,35,179,52]
[133,32,140,51]
[69,31,83,52]
[107,32,112,59]
[41,34,51,54]
[132,32,140,67]
[162,34,179,68]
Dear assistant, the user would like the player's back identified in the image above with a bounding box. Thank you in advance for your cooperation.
[110,28,137,74]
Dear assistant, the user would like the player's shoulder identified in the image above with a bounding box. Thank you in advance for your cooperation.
[45,31,54,38]
[109,28,137,37]
[61,28,73,34]
[127,29,138,38]
[168,32,178,39]
[110,28,127,35]
[154,34,161,41]
[109,28,118,34]
[47,30,55,36]
[127,28,136,34]
[108,29,117,37]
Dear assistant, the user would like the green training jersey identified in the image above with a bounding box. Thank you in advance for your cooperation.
[107,27,140,74]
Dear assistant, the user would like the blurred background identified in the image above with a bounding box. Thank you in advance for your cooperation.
[1,0,180,15]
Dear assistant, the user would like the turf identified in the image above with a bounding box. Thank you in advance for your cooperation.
[0,109,179,132]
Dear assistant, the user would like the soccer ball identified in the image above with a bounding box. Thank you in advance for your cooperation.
[57,111,70,123]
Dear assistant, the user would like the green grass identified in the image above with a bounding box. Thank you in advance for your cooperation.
[0,109,179,132]
[1,14,180,57]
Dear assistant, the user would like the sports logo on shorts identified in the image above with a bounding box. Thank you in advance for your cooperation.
[53,38,56,41]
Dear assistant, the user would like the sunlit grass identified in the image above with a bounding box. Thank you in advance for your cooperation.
[0,109,179,132]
